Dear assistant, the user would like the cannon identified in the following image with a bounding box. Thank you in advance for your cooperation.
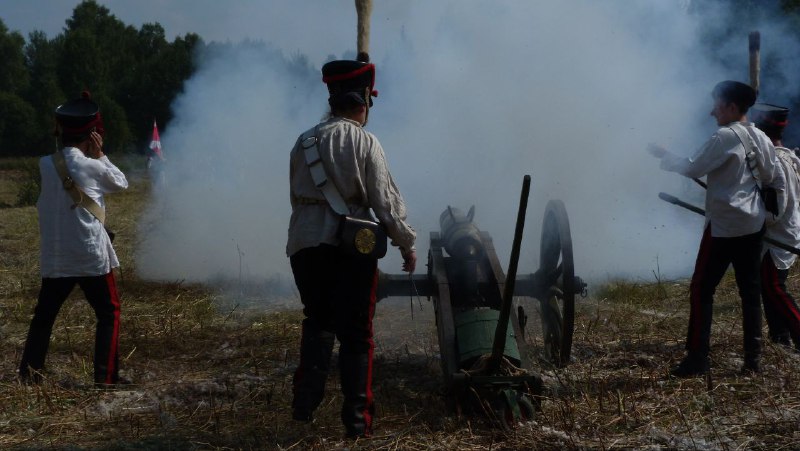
[378,176,587,427]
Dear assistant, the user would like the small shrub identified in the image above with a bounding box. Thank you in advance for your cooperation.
[14,159,41,207]
[15,178,40,207]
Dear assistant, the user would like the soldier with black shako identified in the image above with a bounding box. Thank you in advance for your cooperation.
[751,103,800,351]
[19,92,129,387]
[286,53,416,438]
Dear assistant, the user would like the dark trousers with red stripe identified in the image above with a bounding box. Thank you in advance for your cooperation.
[686,225,764,362]
[19,272,121,384]
[761,252,800,349]
[290,244,378,437]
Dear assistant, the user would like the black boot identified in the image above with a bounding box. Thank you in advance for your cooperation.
[93,344,120,386]
[742,305,762,375]
[339,352,374,438]
[772,333,791,347]
[670,353,710,378]
[18,363,43,385]
[741,355,760,374]
[742,341,762,374]
[19,319,56,384]
[292,321,335,423]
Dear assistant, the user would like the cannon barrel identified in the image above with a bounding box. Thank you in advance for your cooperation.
[440,205,483,259]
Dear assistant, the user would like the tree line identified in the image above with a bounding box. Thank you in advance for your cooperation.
[2,0,800,157]
[0,0,201,156]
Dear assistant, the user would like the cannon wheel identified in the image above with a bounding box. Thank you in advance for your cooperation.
[538,199,575,367]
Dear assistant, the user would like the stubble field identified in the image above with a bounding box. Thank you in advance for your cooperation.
[1,157,799,450]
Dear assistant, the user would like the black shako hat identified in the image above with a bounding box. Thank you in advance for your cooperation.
[322,59,377,108]
[712,80,757,111]
[55,91,105,137]
[751,103,789,139]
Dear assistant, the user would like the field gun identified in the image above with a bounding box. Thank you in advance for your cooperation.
[378,176,587,428]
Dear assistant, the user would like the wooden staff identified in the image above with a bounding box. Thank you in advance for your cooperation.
[355,0,373,62]
[749,31,760,95]
[488,175,531,373]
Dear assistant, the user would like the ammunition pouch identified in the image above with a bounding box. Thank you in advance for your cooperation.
[338,216,387,259]
[104,226,116,243]
[299,126,387,260]
[761,186,779,217]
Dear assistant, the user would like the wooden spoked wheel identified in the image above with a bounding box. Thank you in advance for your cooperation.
[538,199,576,368]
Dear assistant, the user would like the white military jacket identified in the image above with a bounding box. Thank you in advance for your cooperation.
[38,147,128,277]
[765,146,800,269]
[659,121,779,237]
[286,117,416,257]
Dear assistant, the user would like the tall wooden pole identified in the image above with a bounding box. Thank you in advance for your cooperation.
[749,31,760,96]
[355,0,373,62]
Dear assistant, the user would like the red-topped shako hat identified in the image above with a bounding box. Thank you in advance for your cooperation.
[54,91,105,139]
[321,53,377,109]
[751,103,790,140]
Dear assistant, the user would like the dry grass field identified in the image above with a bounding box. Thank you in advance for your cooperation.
[1,156,800,450]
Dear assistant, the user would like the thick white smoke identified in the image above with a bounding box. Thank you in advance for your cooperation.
[134,1,795,291]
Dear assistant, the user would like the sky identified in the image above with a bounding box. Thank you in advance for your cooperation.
[4,0,800,294]
[1,0,414,66]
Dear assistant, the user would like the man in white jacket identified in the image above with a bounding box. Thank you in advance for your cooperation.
[19,92,129,387]
[752,103,800,351]
[287,57,416,438]
[649,81,779,376]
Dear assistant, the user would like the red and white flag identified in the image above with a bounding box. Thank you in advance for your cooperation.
[149,119,164,160]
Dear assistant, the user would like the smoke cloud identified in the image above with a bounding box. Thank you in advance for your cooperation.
[134,1,800,292]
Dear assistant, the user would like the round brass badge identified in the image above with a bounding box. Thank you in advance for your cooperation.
[354,228,377,254]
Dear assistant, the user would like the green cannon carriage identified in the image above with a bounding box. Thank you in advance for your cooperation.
[378,176,587,428]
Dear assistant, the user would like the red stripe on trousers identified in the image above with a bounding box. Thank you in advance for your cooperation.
[105,271,121,384]
[762,254,800,339]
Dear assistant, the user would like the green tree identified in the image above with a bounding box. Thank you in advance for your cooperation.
[0,92,38,156]
[0,19,29,94]
[117,28,203,151]
[93,93,132,153]
[0,19,36,155]
[149,32,202,139]
[24,31,65,154]
[58,1,138,152]
[1,1,202,156]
